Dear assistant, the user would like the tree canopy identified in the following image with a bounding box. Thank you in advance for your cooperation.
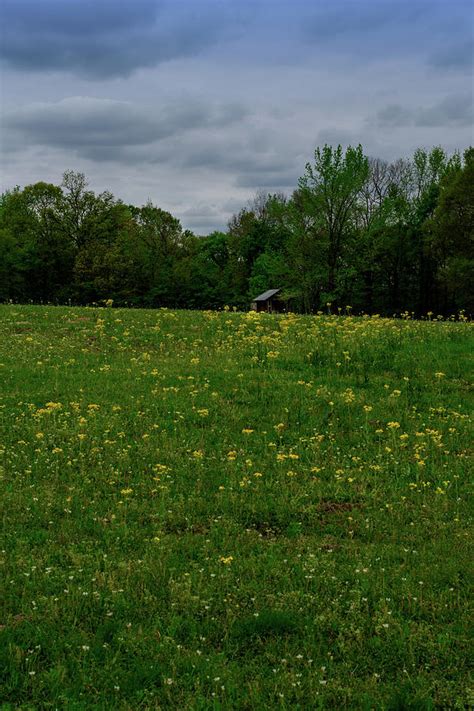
[0,145,472,314]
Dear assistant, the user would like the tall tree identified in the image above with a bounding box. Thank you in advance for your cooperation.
[298,144,369,299]
[128,202,184,305]
[0,182,72,301]
[427,147,474,313]
[61,170,117,249]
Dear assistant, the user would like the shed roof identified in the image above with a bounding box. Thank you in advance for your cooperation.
[252,288,281,302]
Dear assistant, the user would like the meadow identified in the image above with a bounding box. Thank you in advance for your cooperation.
[0,304,472,710]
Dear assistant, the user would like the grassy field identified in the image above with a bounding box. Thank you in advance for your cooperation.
[0,304,472,710]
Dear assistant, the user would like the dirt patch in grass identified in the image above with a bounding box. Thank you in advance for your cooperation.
[316,501,362,514]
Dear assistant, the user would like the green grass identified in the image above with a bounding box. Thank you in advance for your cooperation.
[0,304,472,710]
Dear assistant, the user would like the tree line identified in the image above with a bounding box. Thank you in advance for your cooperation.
[1,145,472,315]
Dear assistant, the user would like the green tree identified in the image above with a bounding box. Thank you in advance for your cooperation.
[128,202,184,305]
[226,194,287,306]
[73,202,134,303]
[298,144,369,301]
[61,171,116,249]
[428,147,474,312]
[0,183,72,301]
[267,191,324,312]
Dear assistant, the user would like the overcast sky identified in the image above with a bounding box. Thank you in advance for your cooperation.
[1,0,473,234]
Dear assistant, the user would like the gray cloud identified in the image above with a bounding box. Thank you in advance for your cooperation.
[181,204,222,218]
[234,170,300,189]
[300,0,473,72]
[428,40,474,71]
[1,1,472,236]
[415,94,473,127]
[178,203,227,233]
[300,0,436,61]
[0,0,249,79]
[304,1,427,40]
[221,197,247,213]
[181,145,288,173]
[2,94,301,197]
[372,94,473,128]
[314,126,395,162]
[3,96,250,161]
[372,105,414,128]
[316,127,362,147]
[173,137,303,189]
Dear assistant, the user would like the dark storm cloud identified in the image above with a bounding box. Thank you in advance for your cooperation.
[373,94,473,128]
[4,96,250,161]
[0,0,249,79]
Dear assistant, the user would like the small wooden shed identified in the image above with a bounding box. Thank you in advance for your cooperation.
[250,288,283,313]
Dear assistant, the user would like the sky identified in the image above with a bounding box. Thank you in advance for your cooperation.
[1,0,473,234]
